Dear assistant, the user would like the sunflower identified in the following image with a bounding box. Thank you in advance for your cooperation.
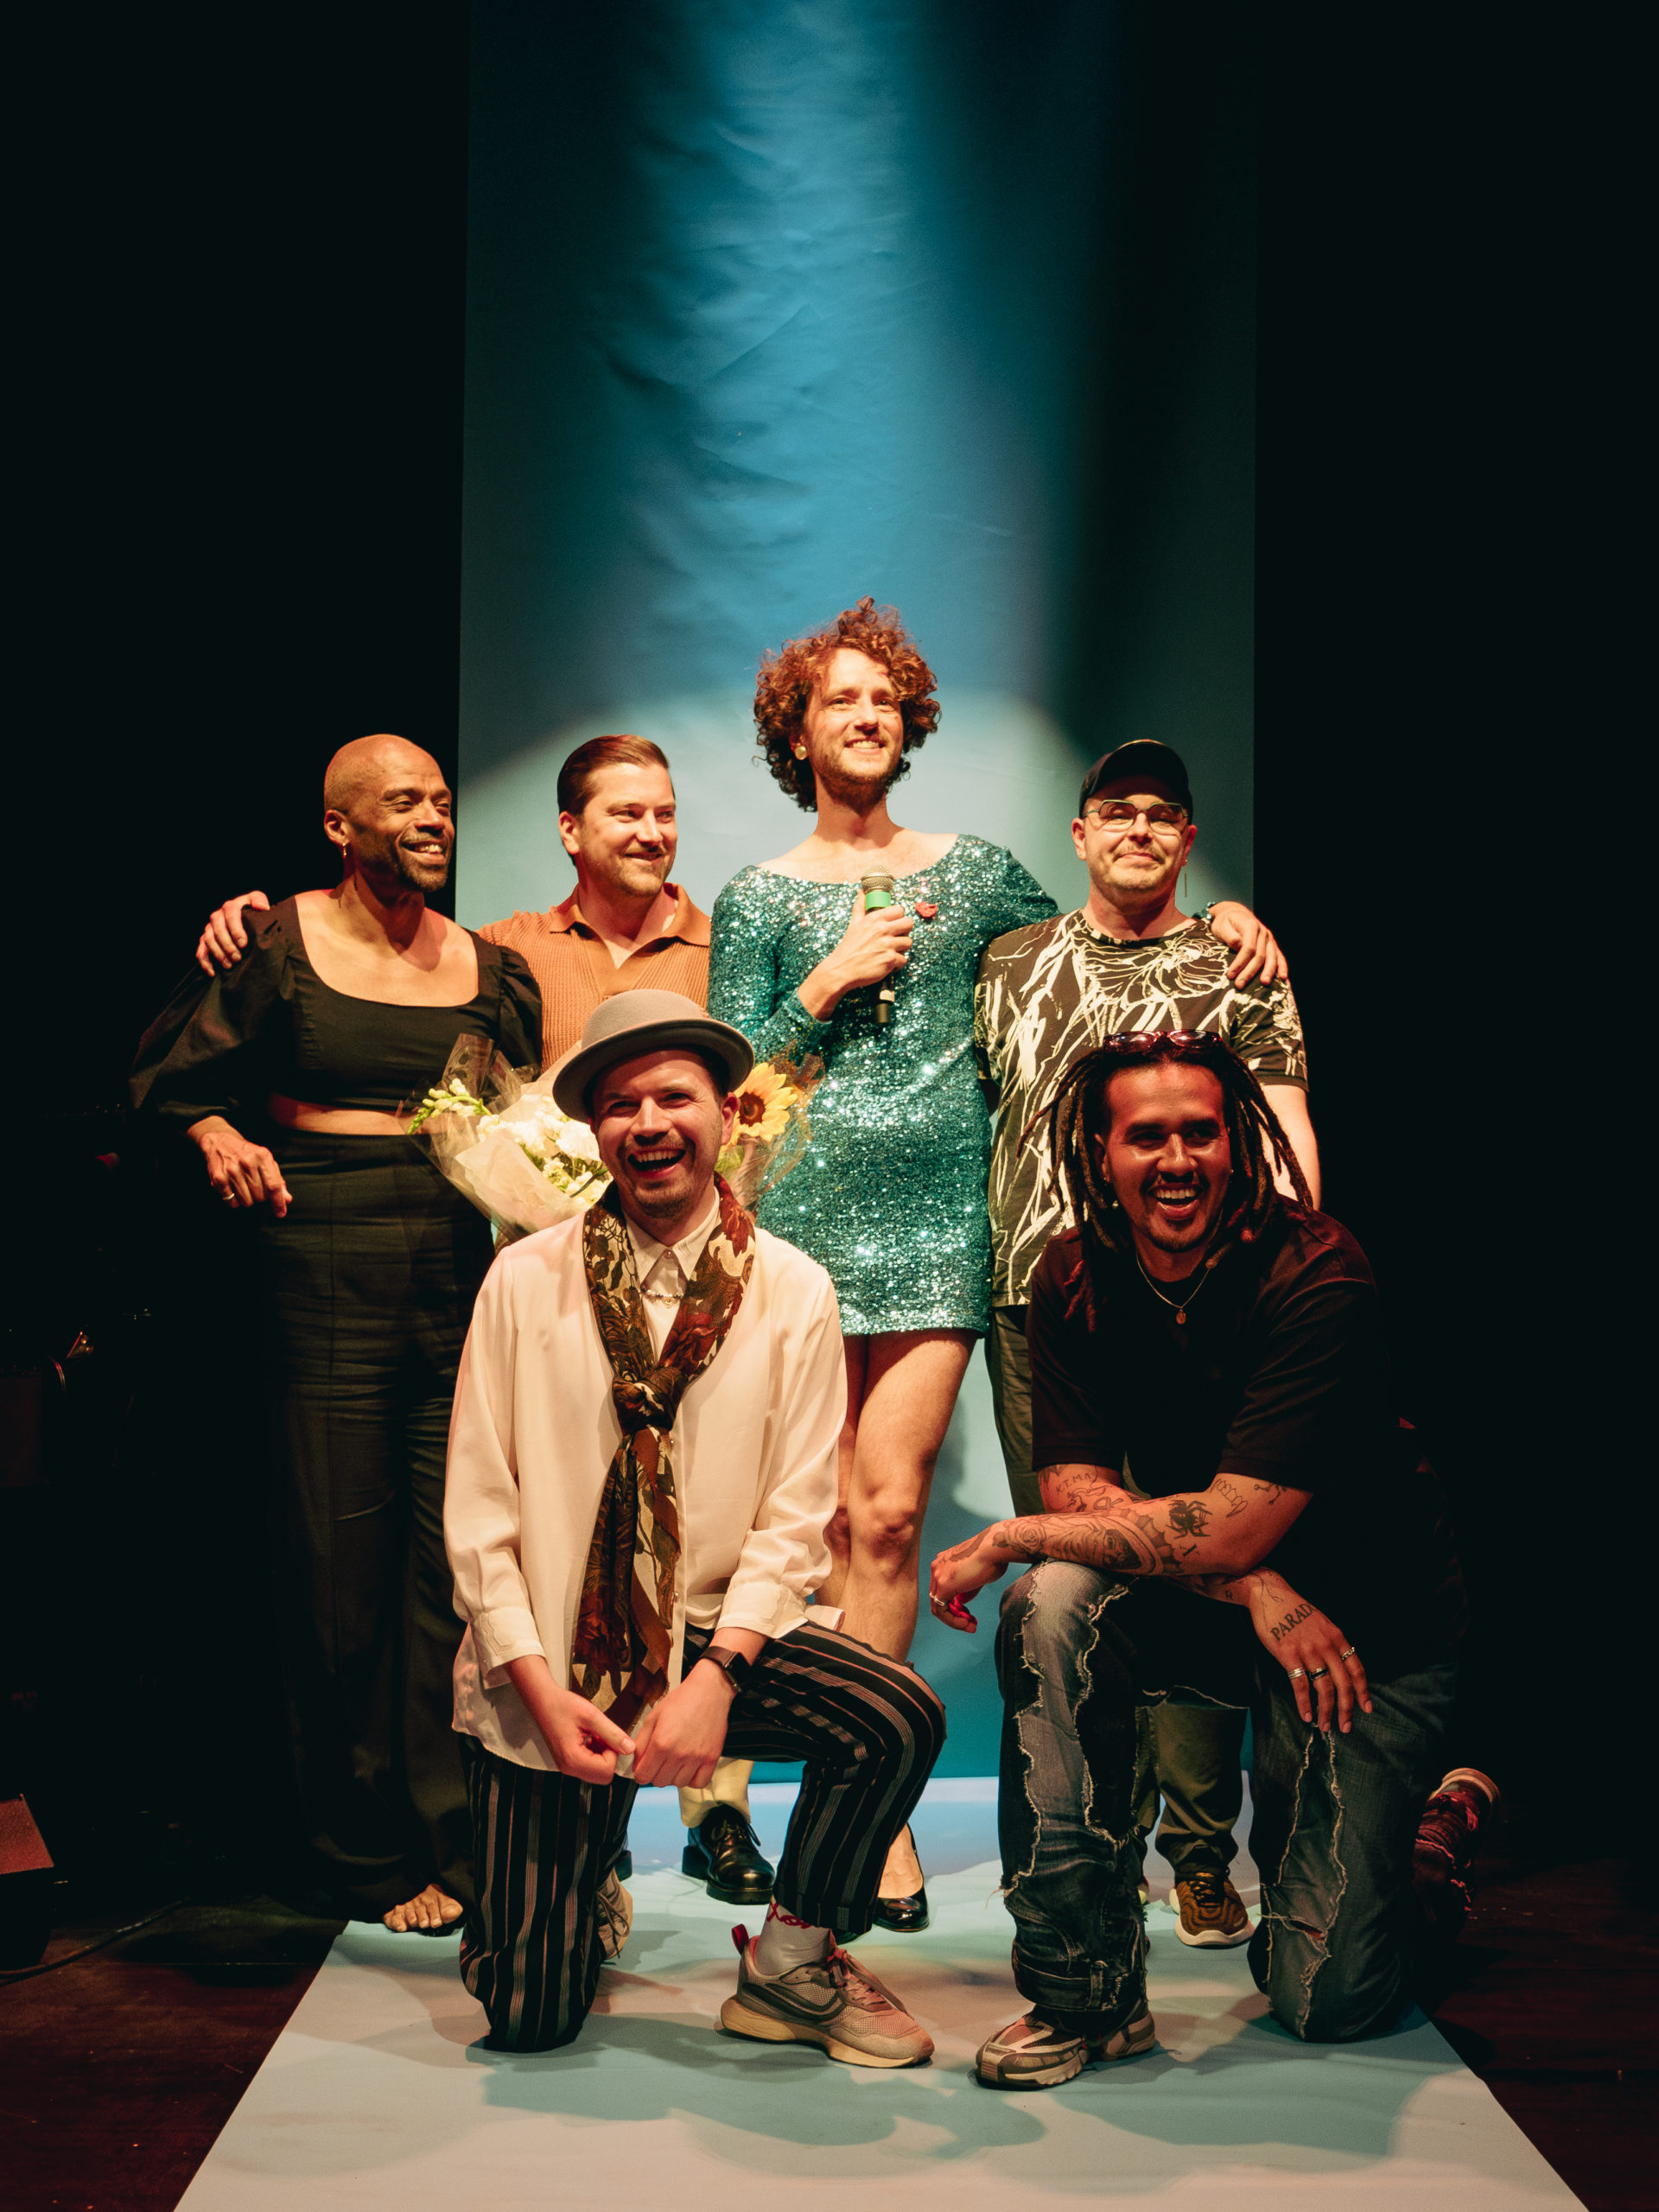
[730,1061,798,1144]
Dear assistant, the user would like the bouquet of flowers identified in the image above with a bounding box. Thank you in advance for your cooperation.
[406,1035,608,1241]
[716,1050,823,1208]
[406,1033,822,1243]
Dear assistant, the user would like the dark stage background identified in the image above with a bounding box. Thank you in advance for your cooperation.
[7,0,1629,1893]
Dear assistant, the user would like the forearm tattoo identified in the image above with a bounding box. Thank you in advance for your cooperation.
[991,1472,1288,1584]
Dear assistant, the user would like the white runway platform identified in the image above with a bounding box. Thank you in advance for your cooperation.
[177,1779,1581,2211]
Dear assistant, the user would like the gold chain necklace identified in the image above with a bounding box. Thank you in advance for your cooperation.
[1135,1255,1215,1326]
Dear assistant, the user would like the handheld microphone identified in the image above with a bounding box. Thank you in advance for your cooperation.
[861,870,899,1026]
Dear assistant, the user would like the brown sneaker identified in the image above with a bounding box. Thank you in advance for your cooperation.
[719,1926,933,2068]
[1173,1871,1252,1948]
[1414,1768,1500,1939]
[976,2006,1157,2089]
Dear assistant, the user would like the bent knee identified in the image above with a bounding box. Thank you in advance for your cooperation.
[1269,1988,1409,2044]
[1262,1928,1409,2044]
[853,1503,924,1567]
[1000,1561,1128,1669]
[911,1673,948,1758]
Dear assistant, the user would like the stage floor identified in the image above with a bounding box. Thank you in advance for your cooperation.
[175,1779,1583,2211]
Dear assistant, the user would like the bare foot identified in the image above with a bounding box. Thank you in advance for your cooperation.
[878,1825,924,1898]
[383,1882,463,1934]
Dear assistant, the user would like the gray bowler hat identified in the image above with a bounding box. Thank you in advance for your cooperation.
[551,988,755,1120]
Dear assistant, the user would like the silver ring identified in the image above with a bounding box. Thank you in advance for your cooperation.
[1307,1665,1330,1680]
[1289,1666,1306,1678]
[1339,1648,1357,1660]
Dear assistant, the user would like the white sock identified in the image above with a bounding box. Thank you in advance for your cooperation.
[753,1901,831,1977]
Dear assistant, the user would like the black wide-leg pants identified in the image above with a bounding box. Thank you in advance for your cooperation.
[461,1622,946,2051]
[259,1134,492,1916]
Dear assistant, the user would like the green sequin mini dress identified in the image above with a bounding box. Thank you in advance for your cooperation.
[709,835,1054,1335]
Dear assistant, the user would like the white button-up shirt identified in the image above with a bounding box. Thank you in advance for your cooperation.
[444,1193,846,1771]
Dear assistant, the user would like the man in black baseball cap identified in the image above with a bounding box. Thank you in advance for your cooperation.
[1077,739,1195,821]
[975,734,1321,1954]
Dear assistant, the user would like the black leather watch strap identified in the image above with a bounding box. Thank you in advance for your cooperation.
[696,1644,753,1695]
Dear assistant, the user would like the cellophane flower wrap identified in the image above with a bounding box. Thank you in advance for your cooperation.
[406,1036,823,1242]
[715,1050,824,1206]
[405,1035,608,1243]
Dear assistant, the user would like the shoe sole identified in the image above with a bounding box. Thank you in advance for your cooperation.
[719,1995,931,2069]
[1436,1767,1500,1808]
[683,1866,774,1906]
[1174,1921,1253,1948]
[977,2012,1157,2090]
[977,2048,1085,2089]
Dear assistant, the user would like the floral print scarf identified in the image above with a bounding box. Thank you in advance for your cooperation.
[571,1176,756,1728]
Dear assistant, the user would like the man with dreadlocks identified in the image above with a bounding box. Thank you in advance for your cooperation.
[928,1032,1465,2087]
[976,736,1315,1955]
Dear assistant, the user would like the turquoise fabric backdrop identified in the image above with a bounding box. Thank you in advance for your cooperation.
[458,0,1255,1771]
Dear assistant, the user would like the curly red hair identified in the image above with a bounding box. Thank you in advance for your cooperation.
[753,597,941,812]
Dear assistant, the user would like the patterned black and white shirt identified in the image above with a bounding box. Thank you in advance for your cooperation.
[975,911,1308,1307]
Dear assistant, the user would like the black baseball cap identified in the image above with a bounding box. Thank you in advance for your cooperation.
[1078,741,1194,819]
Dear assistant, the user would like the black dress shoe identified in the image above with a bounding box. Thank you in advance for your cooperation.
[681,1805,774,1905]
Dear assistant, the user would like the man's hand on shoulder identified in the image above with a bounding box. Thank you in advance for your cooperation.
[197,889,270,976]
[1206,900,1286,988]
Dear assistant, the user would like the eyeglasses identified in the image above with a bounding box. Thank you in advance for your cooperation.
[1084,800,1189,837]
[1096,1029,1205,1056]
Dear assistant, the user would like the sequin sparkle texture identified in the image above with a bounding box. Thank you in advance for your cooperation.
[708,836,1054,1334]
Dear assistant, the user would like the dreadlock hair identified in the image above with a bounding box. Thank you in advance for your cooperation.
[1035,1030,1314,1326]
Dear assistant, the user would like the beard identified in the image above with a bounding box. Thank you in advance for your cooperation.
[810,751,902,811]
[1131,1173,1224,1255]
[394,848,451,893]
[1090,853,1180,912]
[353,827,453,893]
[611,1131,709,1220]
[597,849,671,899]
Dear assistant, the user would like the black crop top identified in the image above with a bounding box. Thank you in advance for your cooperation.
[131,899,543,1125]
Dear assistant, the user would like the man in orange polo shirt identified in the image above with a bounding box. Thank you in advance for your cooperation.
[472,735,711,1067]
[191,734,774,1909]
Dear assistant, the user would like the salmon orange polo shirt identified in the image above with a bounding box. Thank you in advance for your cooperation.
[476,885,712,1071]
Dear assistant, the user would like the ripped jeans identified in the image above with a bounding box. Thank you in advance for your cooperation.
[996,1564,1457,2044]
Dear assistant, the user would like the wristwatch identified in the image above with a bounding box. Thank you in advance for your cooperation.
[696,1644,753,1695]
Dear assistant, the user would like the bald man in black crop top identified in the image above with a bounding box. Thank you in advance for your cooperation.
[134,736,543,1933]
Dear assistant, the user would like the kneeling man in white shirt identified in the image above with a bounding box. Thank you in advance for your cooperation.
[444,989,944,2063]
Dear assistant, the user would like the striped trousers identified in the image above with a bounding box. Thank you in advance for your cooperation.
[459,1622,945,2050]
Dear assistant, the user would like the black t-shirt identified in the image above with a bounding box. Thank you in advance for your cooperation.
[1027,1208,1465,1679]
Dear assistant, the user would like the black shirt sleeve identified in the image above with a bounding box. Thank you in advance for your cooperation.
[1217,1274,1394,1494]
[489,944,544,1072]
[1026,1239,1126,1473]
[130,927,285,1130]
